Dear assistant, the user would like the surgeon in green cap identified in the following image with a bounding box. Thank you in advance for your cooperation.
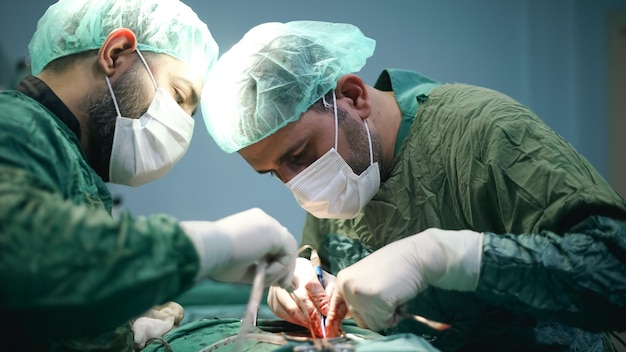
[0,1,299,351]
[201,20,626,351]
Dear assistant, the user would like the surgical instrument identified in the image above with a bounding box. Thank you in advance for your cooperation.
[309,248,327,338]
[231,258,267,352]
[399,311,451,331]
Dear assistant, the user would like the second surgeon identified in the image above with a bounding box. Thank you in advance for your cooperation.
[201,21,626,351]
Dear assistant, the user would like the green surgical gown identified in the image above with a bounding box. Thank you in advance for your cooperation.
[302,69,626,351]
[0,81,200,351]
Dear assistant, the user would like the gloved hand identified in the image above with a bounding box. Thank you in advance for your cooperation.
[132,301,184,349]
[267,257,338,338]
[179,208,298,289]
[326,228,483,332]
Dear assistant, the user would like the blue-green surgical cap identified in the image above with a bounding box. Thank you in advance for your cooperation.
[29,0,218,80]
[201,21,375,153]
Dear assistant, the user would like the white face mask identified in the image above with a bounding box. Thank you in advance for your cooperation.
[286,92,380,219]
[107,49,195,187]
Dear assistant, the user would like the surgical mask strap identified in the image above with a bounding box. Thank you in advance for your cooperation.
[321,91,374,165]
[105,49,159,119]
[105,76,122,118]
[135,49,158,91]
[364,120,373,165]
[322,92,339,150]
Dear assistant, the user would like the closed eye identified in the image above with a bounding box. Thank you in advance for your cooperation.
[175,91,184,105]
[172,78,200,116]
[287,153,303,165]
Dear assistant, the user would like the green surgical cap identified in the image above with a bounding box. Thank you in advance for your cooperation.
[201,21,375,153]
[29,0,218,80]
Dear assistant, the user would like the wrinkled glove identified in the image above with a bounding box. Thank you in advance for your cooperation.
[132,301,184,349]
[180,208,298,289]
[267,257,337,337]
[327,228,483,332]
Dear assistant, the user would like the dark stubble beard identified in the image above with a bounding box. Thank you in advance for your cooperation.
[84,62,150,181]
[336,106,383,177]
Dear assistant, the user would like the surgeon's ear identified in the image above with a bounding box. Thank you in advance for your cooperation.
[98,28,138,77]
[335,74,371,120]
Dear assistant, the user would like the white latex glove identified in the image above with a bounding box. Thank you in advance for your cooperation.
[327,228,483,332]
[179,208,298,289]
[267,257,337,337]
[132,301,184,349]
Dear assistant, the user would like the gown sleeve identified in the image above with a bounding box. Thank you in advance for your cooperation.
[0,95,200,344]
[447,85,626,332]
[478,215,626,332]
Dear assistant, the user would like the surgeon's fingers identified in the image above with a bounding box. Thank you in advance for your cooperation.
[304,277,329,316]
[322,270,336,313]
[291,282,327,337]
[326,288,350,336]
[267,286,309,328]
[265,257,296,289]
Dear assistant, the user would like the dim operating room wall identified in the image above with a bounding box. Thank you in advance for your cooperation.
[1,0,624,240]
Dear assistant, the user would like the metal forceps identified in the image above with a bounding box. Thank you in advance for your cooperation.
[231,258,268,352]
[291,340,355,352]
[397,308,451,331]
